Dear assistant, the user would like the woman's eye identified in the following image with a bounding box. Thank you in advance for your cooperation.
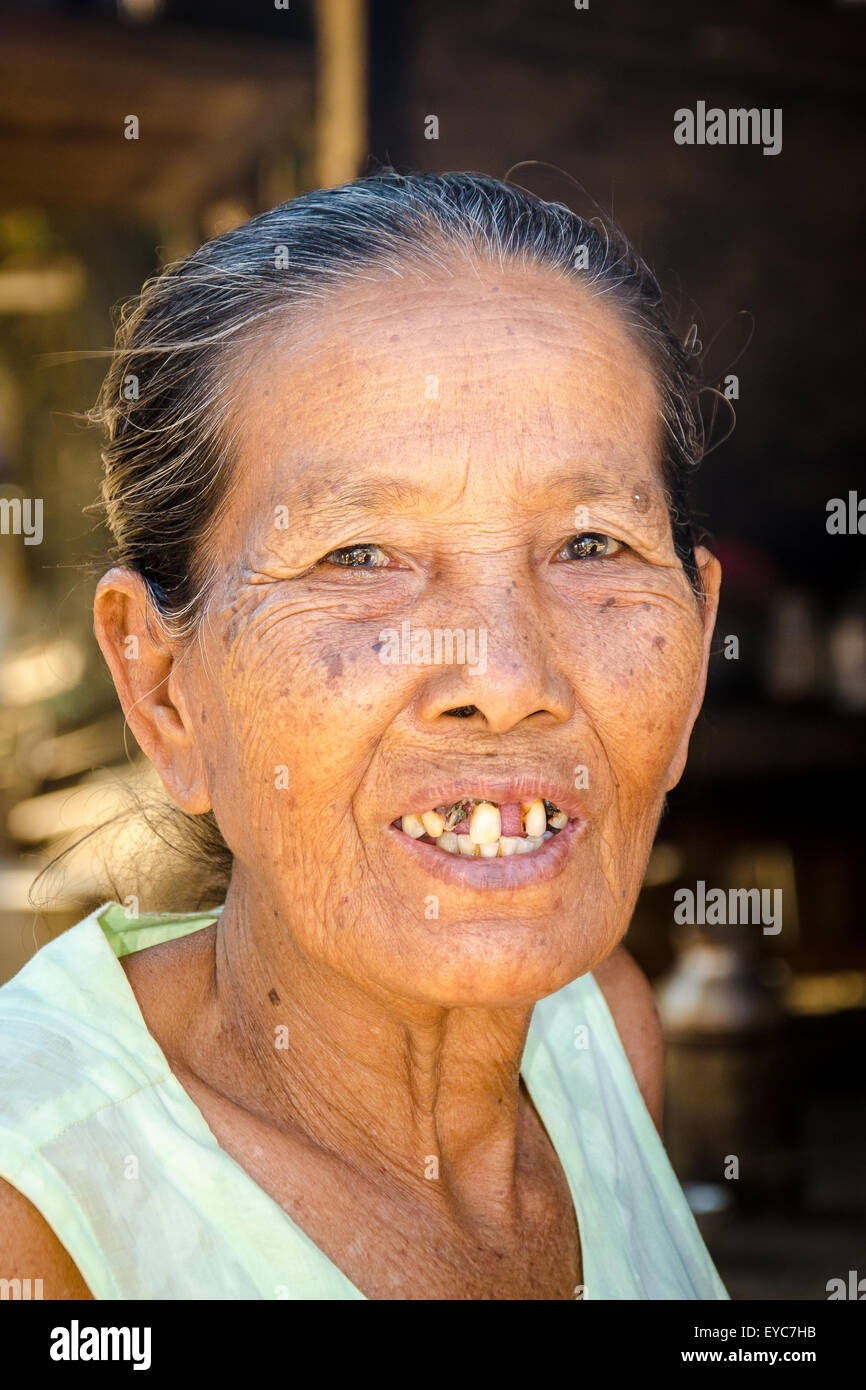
[557,532,625,561]
[321,544,392,569]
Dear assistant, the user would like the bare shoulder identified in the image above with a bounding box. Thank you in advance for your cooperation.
[0,1176,94,1299]
[591,944,665,1134]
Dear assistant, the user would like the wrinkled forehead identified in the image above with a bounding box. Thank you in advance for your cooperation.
[221,259,667,525]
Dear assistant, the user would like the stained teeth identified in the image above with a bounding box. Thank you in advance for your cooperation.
[421,810,445,838]
[443,800,472,830]
[522,799,547,838]
[469,801,501,845]
[402,795,569,853]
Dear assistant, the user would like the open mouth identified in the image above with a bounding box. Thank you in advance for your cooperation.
[391,797,572,858]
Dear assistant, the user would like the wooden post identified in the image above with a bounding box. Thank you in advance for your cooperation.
[315,0,368,189]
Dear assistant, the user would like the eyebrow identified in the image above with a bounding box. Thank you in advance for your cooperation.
[297,474,434,515]
[283,467,659,519]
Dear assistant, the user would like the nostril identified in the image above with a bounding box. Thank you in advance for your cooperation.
[444,705,479,718]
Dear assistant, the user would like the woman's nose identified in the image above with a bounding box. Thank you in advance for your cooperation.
[412,586,575,735]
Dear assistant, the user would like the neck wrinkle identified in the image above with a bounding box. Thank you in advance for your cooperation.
[209,873,535,1221]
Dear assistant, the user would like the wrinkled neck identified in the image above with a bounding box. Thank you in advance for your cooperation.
[208,871,536,1222]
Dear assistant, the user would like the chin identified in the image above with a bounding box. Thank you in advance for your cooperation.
[371,918,604,1010]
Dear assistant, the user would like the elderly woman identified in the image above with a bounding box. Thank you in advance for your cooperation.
[0,171,727,1300]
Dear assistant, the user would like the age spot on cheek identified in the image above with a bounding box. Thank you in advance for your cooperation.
[323,649,344,680]
[653,635,667,650]
[633,492,650,515]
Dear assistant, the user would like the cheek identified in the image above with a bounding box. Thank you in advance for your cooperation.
[205,603,398,835]
[568,595,703,786]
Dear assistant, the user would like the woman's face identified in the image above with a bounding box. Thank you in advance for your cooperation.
[112,259,720,1008]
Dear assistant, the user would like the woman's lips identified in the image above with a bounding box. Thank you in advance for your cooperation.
[385,814,584,891]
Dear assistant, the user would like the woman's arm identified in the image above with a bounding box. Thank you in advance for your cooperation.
[592,944,665,1136]
[0,1176,94,1299]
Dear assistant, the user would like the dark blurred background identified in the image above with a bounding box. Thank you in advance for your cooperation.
[0,0,863,1300]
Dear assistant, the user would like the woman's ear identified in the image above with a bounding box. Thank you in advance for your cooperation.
[665,545,722,791]
[93,567,212,814]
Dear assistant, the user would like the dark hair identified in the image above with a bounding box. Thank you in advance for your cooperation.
[49,170,710,915]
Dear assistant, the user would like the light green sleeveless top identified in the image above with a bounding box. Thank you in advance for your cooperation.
[0,901,729,1300]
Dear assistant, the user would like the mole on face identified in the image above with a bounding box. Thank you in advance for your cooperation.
[633,492,651,515]
[653,635,666,649]
[268,988,280,1004]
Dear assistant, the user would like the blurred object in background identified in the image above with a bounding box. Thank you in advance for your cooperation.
[656,922,798,1214]
[828,576,866,712]
[764,587,824,704]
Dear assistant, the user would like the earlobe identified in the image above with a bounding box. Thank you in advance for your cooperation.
[664,546,722,791]
[93,568,212,814]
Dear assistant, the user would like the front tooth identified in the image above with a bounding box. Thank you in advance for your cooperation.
[499,836,519,856]
[436,832,459,854]
[458,837,477,856]
[402,813,426,838]
[549,810,569,829]
[479,842,499,858]
[422,810,445,838]
[469,801,501,844]
[522,799,547,838]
